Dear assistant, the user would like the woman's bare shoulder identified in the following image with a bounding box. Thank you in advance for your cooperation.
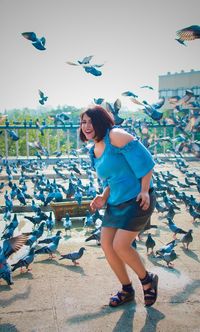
[109,128,136,147]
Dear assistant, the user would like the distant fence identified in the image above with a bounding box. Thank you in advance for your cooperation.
[0,123,199,159]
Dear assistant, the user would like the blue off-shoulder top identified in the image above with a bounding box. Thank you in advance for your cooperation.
[89,128,155,205]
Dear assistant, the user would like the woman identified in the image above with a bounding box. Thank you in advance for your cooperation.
[79,105,158,307]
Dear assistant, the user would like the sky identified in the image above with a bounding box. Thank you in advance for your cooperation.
[0,0,200,113]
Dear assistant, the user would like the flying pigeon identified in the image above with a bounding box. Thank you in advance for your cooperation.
[0,234,28,285]
[21,32,46,50]
[66,55,103,76]
[38,90,48,105]
[140,85,154,90]
[105,99,124,125]
[176,25,200,45]
[122,91,138,98]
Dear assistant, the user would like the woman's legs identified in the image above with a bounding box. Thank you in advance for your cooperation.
[101,227,157,306]
[112,229,158,306]
[112,229,147,279]
[100,227,132,285]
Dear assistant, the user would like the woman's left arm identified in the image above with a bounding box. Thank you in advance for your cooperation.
[136,170,153,210]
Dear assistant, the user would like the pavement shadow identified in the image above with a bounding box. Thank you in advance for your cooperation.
[170,279,200,304]
[34,257,61,265]
[181,247,200,262]
[66,302,165,332]
[0,324,20,332]
[140,307,165,332]
[13,271,34,281]
[58,263,86,275]
[66,301,137,327]
[0,285,31,307]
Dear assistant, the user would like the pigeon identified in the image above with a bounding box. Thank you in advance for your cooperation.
[45,212,55,234]
[93,98,104,105]
[105,99,124,125]
[155,201,168,214]
[121,91,138,98]
[85,228,101,245]
[180,229,193,250]
[166,217,187,238]
[156,249,178,268]
[7,129,19,141]
[59,247,86,265]
[25,222,46,247]
[176,25,200,45]
[145,233,156,255]
[21,32,46,50]
[143,102,163,122]
[156,239,177,256]
[62,213,72,235]
[35,235,62,259]
[140,85,154,90]
[38,90,48,105]
[0,235,28,285]
[188,205,200,222]
[66,55,103,76]
[11,247,36,273]
[38,230,62,244]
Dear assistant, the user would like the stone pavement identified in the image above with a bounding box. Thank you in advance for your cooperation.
[0,161,200,331]
[0,212,200,332]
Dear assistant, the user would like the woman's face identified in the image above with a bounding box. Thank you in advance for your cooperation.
[81,113,96,140]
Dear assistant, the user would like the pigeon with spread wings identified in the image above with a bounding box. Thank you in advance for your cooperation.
[66,55,104,76]
[21,32,46,50]
[176,25,200,45]
[38,90,48,105]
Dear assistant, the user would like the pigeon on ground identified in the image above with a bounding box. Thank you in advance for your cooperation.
[188,205,200,222]
[59,247,86,265]
[180,229,193,250]
[85,228,101,245]
[11,247,36,273]
[38,230,62,244]
[145,233,156,255]
[156,239,177,256]
[35,235,62,259]
[62,213,72,235]
[156,249,178,268]
[166,217,188,238]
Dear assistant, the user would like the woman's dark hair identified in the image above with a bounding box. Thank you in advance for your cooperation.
[79,106,115,142]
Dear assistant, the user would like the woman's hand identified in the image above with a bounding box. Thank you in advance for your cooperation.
[136,191,150,211]
[90,195,106,212]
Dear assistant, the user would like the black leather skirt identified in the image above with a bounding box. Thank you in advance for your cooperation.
[102,188,156,232]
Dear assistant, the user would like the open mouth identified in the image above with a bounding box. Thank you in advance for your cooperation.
[85,130,93,134]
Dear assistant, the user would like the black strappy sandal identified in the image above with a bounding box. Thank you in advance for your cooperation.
[140,272,158,307]
[109,289,135,307]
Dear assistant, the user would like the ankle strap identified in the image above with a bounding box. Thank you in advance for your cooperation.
[139,272,152,285]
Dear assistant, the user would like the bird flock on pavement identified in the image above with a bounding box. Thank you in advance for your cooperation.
[0,148,199,286]
[0,24,200,286]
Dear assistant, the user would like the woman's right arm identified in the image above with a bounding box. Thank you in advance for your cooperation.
[90,186,110,212]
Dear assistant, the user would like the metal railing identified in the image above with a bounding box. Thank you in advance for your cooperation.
[0,122,199,159]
